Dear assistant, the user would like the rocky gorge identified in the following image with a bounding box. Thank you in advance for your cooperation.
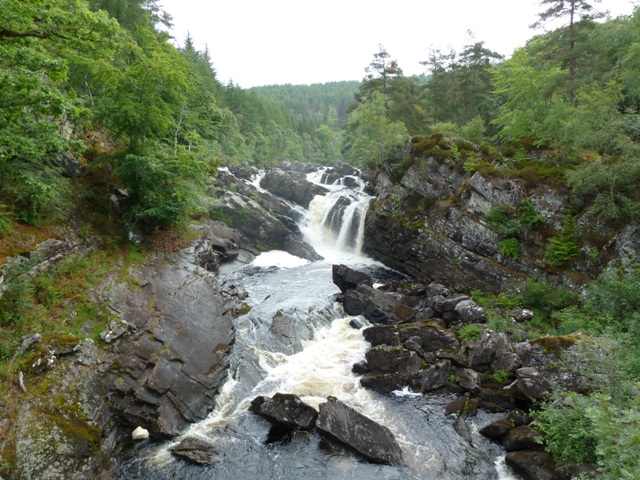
[0,157,628,479]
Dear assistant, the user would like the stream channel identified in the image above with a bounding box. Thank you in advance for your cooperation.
[117,167,519,480]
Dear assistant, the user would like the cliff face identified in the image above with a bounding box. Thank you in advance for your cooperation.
[363,156,640,293]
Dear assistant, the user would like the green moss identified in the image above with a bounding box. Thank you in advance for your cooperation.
[530,332,590,355]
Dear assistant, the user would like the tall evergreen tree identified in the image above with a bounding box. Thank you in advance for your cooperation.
[531,0,603,105]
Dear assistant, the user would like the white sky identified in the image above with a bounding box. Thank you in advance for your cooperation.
[159,0,638,88]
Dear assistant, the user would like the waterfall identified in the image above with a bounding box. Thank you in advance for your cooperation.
[302,168,371,261]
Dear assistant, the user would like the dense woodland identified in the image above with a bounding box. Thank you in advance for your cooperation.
[2,0,640,477]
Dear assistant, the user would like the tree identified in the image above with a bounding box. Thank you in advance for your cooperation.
[531,0,603,105]
[0,0,119,224]
[343,91,409,166]
[358,44,404,99]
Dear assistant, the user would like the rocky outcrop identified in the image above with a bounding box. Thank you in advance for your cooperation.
[104,247,240,439]
[259,168,328,208]
[215,189,321,261]
[316,396,403,466]
[361,151,634,292]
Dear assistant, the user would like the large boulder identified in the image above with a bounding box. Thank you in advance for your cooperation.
[332,264,372,293]
[260,168,329,208]
[316,397,403,466]
[250,393,318,431]
[505,450,556,480]
[516,367,553,402]
[468,332,520,373]
[502,424,542,452]
[357,284,416,325]
[411,360,452,392]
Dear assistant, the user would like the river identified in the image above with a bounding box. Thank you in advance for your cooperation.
[116,167,518,480]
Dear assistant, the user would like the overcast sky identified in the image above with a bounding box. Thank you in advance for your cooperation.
[159,0,638,88]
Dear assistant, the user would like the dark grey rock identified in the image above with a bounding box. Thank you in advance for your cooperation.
[250,393,318,431]
[516,367,552,402]
[316,397,403,466]
[453,367,482,394]
[502,425,542,452]
[505,450,556,480]
[172,437,219,466]
[259,168,328,208]
[412,360,451,392]
[479,418,513,439]
[357,284,416,325]
[332,264,372,293]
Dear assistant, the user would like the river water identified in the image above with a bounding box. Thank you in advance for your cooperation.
[116,167,518,480]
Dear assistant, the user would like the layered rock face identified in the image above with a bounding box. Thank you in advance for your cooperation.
[104,241,241,439]
[362,156,640,293]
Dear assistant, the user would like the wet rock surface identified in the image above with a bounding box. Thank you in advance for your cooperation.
[104,250,238,439]
[316,397,404,466]
[259,168,329,208]
[172,437,220,466]
[250,393,318,431]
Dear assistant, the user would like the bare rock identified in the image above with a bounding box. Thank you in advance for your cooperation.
[316,397,403,466]
[332,264,372,293]
[505,450,556,480]
[172,436,219,466]
[250,393,318,431]
[502,424,542,452]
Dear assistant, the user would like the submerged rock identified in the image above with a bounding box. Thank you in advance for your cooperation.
[316,396,403,466]
[172,437,219,466]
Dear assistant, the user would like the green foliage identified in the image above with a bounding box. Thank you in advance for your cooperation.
[484,204,520,238]
[486,312,512,333]
[583,262,640,332]
[0,261,35,329]
[523,278,579,319]
[457,324,485,341]
[115,147,208,229]
[498,238,521,258]
[343,91,409,166]
[545,214,579,266]
[460,116,486,141]
[568,156,640,223]
[518,199,546,229]
[0,162,70,226]
[429,121,460,137]
[535,391,599,464]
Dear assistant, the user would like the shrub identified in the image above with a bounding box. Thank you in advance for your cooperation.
[0,162,70,226]
[545,213,579,267]
[535,391,598,464]
[498,238,521,258]
[458,324,485,341]
[523,279,579,319]
[487,313,512,333]
[484,204,520,238]
[518,199,546,229]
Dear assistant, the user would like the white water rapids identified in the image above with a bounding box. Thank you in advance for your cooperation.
[117,166,519,480]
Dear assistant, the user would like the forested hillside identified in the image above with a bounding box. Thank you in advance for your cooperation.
[251,81,359,129]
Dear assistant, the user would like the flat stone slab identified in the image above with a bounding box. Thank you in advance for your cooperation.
[316,396,403,466]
